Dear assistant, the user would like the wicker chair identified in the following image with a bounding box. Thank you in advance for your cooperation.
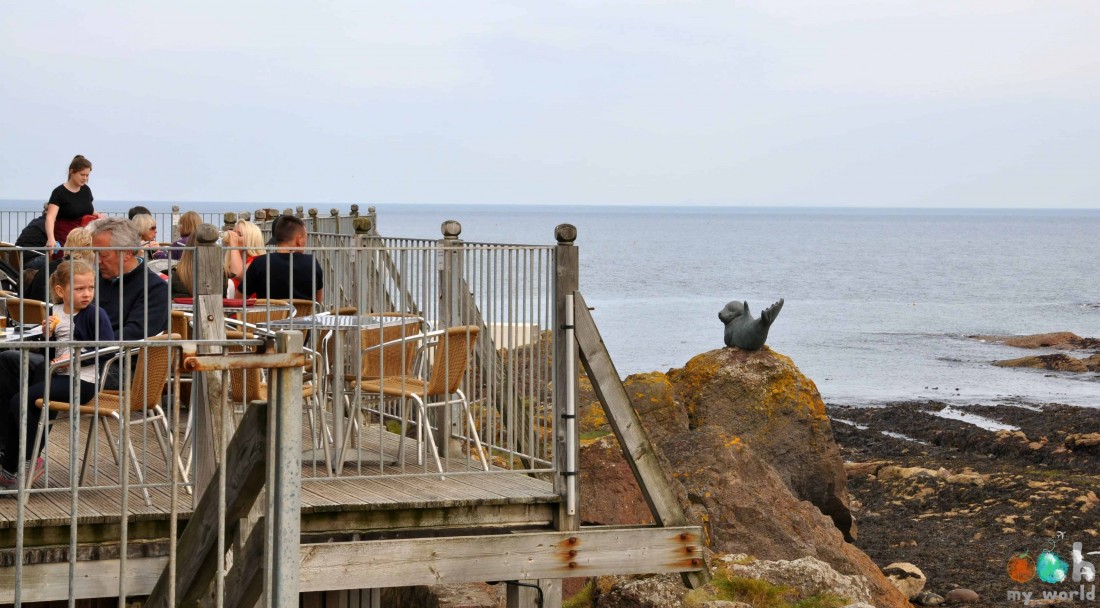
[5,297,48,326]
[355,325,487,474]
[32,334,185,505]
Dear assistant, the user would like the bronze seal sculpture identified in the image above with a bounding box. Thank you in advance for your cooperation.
[719,299,784,350]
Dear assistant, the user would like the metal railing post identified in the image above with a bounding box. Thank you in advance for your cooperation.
[267,330,303,606]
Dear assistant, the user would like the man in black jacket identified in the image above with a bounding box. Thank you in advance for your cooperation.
[89,217,170,343]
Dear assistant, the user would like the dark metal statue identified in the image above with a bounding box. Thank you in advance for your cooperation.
[719,299,784,350]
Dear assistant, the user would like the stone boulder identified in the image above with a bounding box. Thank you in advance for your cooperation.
[578,347,910,608]
[727,556,873,604]
[993,354,1089,372]
[972,332,1100,350]
[883,562,927,599]
[665,347,854,540]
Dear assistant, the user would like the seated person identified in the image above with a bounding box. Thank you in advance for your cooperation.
[225,219,265,293]
[23,226,95,303]
[0,259,114,488]
[91,217,170,343]
[132,213,168,260]
[127,205,152,220]
[241,215,323,302]
[170,211,201,260]
[170,231,228,299]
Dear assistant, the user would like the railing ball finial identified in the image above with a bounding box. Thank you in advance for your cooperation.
[283,207,294,217]
[255,209,267,221]
[172,204,180,213]
[329,208,340,217]
[239,210,251,222]
[308,208,318,218]
[368,206,376,214]
[223,212,237,229]
[296,206,304,217]
[350,204,359,217]
[353,217,374,234]
[195,223,221,245]
[555,224,577,244]
[441,220,462,239]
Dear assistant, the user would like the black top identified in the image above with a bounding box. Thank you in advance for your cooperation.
[24,258,62,303]
[47,184,94,220]
[15,215,48,249]
[95,260,170,341]
[242,252,324,301]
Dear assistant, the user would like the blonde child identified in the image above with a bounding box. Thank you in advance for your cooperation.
[0,259,115,488]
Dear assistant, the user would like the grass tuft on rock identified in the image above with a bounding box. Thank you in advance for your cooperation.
[684,569,849,608]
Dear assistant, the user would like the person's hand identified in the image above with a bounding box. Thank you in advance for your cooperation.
[46,239,57,250]
[95,212,106,219]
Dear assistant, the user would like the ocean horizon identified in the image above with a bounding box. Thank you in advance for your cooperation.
[3,200,1097,408]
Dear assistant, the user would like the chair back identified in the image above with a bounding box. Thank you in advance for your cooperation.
[239,299,291,326]
[288,298,318,318]
[225,329,266,403]
[425,326,479,397]
[358,315,424,381]
[5,297,48,326]
[123,334,180,412]
[170,310,192,340]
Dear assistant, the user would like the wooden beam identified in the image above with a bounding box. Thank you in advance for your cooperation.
[224,517,265,608]
[144,402,269,608]
[0,557,167,603]
[298,526,705,592]
[572,291,710,588]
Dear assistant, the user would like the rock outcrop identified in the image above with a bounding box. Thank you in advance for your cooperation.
[972,332,1100,350]
[579,347,910,608]
[993,353,1092,372]
[666,347,854,540]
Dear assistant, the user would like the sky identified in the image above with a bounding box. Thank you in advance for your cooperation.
[2,1,1098,209]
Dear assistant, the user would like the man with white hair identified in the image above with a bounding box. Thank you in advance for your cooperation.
[90,217,169,342]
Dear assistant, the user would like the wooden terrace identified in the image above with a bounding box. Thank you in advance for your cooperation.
[0,210,706,607]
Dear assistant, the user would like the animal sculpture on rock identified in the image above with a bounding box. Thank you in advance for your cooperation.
[719,298,784,350]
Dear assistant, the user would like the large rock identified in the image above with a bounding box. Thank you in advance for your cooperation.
[883,562,927,599]
[578,348,910,608]
[665,348,854,540]
[728,556,873,604]
[994,353,1090,372]
[972,332,1100,350]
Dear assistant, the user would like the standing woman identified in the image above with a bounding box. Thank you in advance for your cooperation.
[45,155,101,249]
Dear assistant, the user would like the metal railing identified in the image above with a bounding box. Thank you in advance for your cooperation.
[0,213,572,604]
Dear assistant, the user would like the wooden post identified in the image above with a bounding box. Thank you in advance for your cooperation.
[191,223,228,506]
[553,224,579,534]
[349,204,359,219]
[296,206,305,219]
[222,212,237,233]
[437,220,463,460]
[170,205,181,242]
[308,208,319,233]
[367,207,378,236]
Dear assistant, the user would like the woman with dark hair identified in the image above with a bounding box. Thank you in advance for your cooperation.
[45,155,103,249]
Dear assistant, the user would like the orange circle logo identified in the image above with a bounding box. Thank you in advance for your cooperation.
[1007,551,1037,583]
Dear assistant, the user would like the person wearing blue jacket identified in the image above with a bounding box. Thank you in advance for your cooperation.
[0,259,115,488]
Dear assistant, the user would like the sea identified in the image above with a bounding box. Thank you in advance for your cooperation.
[4,201,1098,408]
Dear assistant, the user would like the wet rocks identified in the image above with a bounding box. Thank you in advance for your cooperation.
[972,332,1100,350]
[916,590,945,605]
[994,353,1090,372]
[882,561,926,599]
[944,588,980,603]
[727,556,873,604]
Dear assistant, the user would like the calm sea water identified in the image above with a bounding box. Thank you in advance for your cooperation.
[4,201,1098,407]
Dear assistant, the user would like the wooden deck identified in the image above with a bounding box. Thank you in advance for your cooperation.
[0,414,559,553]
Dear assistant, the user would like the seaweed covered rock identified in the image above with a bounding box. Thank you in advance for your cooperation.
[578,347,909,608]
[667,347,854,540]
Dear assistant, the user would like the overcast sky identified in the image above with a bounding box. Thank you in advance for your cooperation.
[2,1,1098,208]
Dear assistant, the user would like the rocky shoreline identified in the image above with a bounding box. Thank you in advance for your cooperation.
[829,400,1100,607]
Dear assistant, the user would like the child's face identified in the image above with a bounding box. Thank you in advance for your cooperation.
[55,272,96,311]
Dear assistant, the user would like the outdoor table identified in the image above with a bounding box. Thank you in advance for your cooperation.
[261,314,408,472]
